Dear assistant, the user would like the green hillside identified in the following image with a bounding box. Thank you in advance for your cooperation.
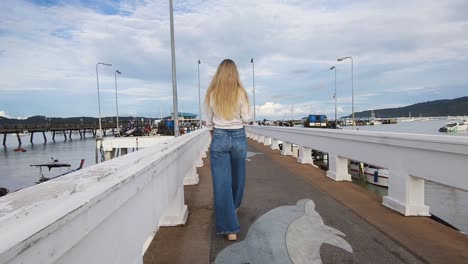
[347,96,468,118]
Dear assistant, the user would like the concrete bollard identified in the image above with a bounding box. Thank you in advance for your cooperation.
[281,142,293,156]
[270,139,279,150]
[326,154,352,181]
[297,146,314,165]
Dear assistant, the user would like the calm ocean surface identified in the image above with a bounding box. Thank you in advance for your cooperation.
[1,118,467,233]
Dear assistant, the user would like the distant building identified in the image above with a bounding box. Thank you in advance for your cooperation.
[163,112,198,122]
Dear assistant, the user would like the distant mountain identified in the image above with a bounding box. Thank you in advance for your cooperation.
[345,96,468,118]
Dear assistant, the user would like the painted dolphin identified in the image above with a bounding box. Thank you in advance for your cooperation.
[215,199,353,264]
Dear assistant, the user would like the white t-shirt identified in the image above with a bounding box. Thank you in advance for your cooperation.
[205,95,253,129]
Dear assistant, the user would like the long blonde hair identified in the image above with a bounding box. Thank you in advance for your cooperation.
[205,59,249,120]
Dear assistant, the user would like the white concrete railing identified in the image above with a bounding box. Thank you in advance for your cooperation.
[99,135,175,151]
[246,126,468,216]
[0,128,211,264]
[97,135,175,160]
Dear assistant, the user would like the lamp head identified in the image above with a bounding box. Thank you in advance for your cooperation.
[337,56,351,61]
[97,62,112,66]
[116,70,121,74]
[330,66,335,70]
[198,59,201,64]
[250,58,254,63]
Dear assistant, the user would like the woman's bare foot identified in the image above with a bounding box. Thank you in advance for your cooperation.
[227,234,237,241]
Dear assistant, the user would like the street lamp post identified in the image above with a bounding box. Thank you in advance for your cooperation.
[96,62,112,138]
[337,56,354,129]
[169,0,179,137]
[329,66,337,124]
[114,70,121,134]
[197,59,202,129]
[250,58,256,124]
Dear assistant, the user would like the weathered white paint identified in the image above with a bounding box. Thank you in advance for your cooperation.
[297,146,313,165]
[246,126,468,216]
[99,136,174,152]
[270,139,280,150]
[327,155,352,181]
[0,129,211,264]
[263,137,272,146]
[258,135,265,144]
[292,145,299,158]
[252,133,259,142]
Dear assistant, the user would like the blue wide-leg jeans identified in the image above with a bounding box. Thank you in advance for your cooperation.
[210,128,247,234]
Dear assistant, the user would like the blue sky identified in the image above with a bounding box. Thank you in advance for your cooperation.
[0,0,467,120]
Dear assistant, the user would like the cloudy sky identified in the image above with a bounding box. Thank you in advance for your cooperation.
[0,0,467,120]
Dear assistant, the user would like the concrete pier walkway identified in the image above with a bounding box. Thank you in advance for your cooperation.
[144,139,468,264]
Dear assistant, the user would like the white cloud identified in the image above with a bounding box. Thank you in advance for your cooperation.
[0,111,10,118]
[0,0,467,117]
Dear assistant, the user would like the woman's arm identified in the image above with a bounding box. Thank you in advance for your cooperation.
[204,102,214,130]
[240,95,253,124]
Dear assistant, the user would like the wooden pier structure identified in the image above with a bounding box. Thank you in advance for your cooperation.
[1,123,118,146]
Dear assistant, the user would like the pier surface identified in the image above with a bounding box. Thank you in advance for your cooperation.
[144,139,468,264]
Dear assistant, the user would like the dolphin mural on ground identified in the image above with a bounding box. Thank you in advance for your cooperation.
[215,199,353,264]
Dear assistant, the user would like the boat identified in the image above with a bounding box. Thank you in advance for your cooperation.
[439,120,468,132]
[369,119,382,125]
[14,147,27,152]
[0,187,8,197]
[349,160,389,187]
[18,130,31,137]
[31,158,85,183]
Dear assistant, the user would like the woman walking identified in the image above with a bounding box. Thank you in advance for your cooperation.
[205,59,252,241]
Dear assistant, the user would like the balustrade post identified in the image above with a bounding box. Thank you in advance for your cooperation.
[104,151,112,161]
[257,135,265,143]
[297,146,314,165]
[263,137,271,146]
[292,145,299,158]
[326,154,352,181]
[281,142,293,156]
[252,133,259,141]
[382,170,429,216]
[183,165,199,185]
[121,148,128,155]
[159,184,189,226]
[270,139,279,150]
[202,132,210,158]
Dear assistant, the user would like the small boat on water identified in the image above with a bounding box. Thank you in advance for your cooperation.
[439,120,468,132]
[349,160,389,187]
[31,158,85,183]
[0,187,8,197]
[14,147,27,152]
[18,131,31,137]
